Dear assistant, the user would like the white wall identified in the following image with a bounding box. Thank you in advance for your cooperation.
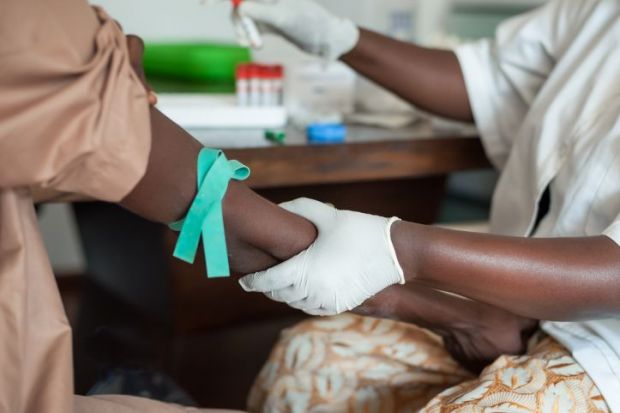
[89,0,383,42]
[90,0,237,42]
[89,1,451,44]
[89,0,452,74]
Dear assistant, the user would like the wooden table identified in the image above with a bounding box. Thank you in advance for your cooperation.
[218,124,491,223]
[231,139,489,189]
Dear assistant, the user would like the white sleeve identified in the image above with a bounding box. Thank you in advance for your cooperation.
[604,214,620,247]
[454,0,583,169]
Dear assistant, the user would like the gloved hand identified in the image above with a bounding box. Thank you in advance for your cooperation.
[239,198,405,316]
[238,0,360,60]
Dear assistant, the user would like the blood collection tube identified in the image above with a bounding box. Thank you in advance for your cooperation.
[248,63,261,107]
[260,65,274,106]
[273,65,284,106]
[236,64,250,106]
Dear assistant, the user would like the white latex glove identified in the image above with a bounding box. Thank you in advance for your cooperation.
[239,198,405,316]
[238,0,360,60]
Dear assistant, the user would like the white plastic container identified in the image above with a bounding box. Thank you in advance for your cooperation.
[248,64,262,107]
[236,64,250,106]
[285,60,356,125]
[156,94,287,130]
[323,0,427,117]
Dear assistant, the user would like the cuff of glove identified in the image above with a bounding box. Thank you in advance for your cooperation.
[325,17,360,60]
[387,217,406,285]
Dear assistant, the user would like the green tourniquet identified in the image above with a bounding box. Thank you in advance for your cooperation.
[169,149,250,278]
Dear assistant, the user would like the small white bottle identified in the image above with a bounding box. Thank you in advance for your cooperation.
[259,66,272,106]
[236,64,250,106]
[248,64,261,107]
[272,65,284,107]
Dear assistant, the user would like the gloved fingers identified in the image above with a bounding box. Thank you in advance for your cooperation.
[241,0,280,4]
[239,268,293,292]
[266,286,308,304]
[201,0,277,8]
[201,0,227,7]
[289,296,320,311]
[239,250,306,292]
[238,1,280,25]
[279,198,337,228]
[304,307,335,317]
[254,21,279,36]
[288,300,307,311]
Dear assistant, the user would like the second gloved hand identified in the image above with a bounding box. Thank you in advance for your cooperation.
[238,0,360,60]
[239,198,405,316]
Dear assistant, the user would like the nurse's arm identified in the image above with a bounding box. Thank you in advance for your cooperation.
[362,283,537,372]
[392,222,620,321]
[120,107,317,275]
[341,29,473,122]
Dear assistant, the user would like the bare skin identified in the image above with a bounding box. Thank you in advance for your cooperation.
[121,29,594,374]
[120,31,620,374]
[360,286,537,373]
[119,37,316,275]
[119,32,538,370]
[392,223,620,321]
[342,29,473,122]
[341,28,620,368]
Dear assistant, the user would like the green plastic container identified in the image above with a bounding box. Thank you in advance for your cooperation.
[143,43,251,93]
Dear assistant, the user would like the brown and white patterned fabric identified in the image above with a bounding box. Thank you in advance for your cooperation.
[248,314,609,413]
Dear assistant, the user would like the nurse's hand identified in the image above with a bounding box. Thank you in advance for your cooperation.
[238,0,359,60]
[239,198,405,315]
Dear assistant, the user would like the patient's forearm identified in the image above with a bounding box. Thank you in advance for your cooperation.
[121,108,317,273]
[392,221,620,321]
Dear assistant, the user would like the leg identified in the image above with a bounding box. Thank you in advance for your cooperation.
[422,334,610,412]
[248,314,473,413]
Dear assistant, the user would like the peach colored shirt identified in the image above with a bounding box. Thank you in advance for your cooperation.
[0,1,241,412]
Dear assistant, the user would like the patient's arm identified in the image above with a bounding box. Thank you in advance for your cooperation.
[118,36,316,274]
[120,107,317,274]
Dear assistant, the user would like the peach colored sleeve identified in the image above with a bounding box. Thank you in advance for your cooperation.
[0,1,151,202]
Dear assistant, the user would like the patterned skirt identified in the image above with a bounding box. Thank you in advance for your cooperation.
[249,314,609,413]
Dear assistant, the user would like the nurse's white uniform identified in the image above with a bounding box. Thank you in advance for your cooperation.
[455,0,620,410]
